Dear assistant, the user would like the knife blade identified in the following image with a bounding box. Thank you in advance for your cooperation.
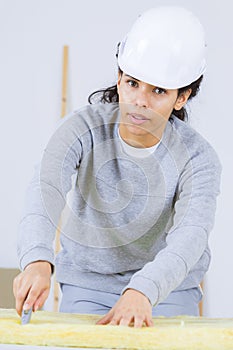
[21,307,32,325]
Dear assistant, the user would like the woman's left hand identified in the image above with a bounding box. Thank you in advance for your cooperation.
[96,289,154,328]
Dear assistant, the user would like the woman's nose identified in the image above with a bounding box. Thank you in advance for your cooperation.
[134,87,150,108]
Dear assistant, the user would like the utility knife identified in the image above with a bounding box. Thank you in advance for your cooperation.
[21,307,32,325]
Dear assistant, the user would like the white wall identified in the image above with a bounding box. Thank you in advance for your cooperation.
[0,0,232,317]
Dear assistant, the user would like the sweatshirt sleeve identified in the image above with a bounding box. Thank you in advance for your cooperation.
[122,143,222,306]
[17,115,83,271]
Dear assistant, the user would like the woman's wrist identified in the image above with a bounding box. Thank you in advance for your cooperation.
[25,260,53,275]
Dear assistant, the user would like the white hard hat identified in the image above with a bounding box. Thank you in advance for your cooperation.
[117,6,206,89]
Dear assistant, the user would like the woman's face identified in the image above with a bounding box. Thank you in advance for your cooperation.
[117,72,190,147]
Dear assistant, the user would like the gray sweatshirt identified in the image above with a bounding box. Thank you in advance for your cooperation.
[18,103,221,306]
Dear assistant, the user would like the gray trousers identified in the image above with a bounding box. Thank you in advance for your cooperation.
[59,284,202,317]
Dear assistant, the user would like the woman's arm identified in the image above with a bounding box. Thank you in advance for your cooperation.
[14,114,83,314]
[123,146,222,306]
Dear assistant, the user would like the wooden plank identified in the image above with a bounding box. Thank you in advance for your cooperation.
[199,281,204,316]
[53,46,69,312]
[61,45,69,118]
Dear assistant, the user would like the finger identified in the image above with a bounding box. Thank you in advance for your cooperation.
[13,275,19,299]
[96,310,114,325]
[145,316,154,327]
[22,283,42,311]
[109,317,120,326]
[33,288,50,312]
[13,276,21,314]
[14,279,32,316]
[119,316,133,327]
[133,316,144,328]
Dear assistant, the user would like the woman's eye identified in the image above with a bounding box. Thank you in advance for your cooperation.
[153,87,166,94]
[127,80,138,88]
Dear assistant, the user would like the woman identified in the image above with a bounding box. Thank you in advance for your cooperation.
[14,6,221,328]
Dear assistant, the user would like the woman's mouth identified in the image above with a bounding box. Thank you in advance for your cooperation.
[128,113,149,125]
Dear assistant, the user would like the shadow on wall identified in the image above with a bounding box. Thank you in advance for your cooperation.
[0,268,20,308]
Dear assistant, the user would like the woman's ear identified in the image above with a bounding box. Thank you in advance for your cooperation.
[174,89,192,111]
[117,71,123,93]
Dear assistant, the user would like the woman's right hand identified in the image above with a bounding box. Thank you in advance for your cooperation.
[13,261,52,316]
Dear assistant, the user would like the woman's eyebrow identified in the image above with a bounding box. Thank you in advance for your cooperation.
[125,74,163,90]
